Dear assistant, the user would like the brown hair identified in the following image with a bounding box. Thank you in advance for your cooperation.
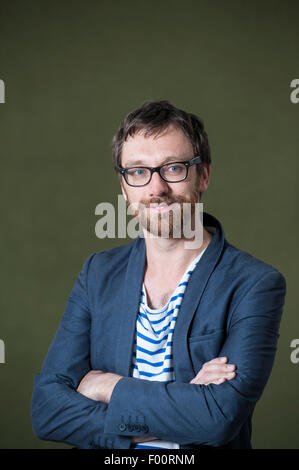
[112,100,211,179]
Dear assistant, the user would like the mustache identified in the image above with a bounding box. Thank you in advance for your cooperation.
[138,195,191,208]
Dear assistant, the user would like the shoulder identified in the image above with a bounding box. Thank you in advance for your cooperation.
[219,240,286,293]
[205,211,286,288]
[81,237,142,279]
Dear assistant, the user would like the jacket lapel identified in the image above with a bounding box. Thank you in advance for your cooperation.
[115,236,146,376]
[172,213,225,382]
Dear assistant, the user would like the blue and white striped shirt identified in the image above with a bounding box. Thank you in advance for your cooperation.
[131,248,207,449]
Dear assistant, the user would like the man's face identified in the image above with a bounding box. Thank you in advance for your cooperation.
[120,124,210,238]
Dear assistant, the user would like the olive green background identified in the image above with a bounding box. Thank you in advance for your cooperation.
[0,0,298,449]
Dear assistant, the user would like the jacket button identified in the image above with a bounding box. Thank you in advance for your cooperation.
[134,424,141,433]
[127,424,134,432]
[118,423,127,432]
[141,424,149,433]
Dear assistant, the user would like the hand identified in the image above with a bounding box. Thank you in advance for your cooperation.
[76,370,123,403]
[130,358,235,444]
[131,435,158,444]
[77,371,158,444]
[190,356,236,386]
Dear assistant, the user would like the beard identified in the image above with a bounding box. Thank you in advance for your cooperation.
[124,183,201,239]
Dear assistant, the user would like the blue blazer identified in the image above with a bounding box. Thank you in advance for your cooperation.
[31,212,286,449]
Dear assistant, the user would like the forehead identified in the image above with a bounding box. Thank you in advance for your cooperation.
[121,124,193,166]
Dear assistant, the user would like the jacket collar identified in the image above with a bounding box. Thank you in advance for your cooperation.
[115,212,226,380]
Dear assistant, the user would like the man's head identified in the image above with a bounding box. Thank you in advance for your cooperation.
[111,100,211,238]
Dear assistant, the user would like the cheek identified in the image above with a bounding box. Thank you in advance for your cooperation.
[122,185,133,202]
[124,188,145,210]
[190,173,202,193]
[176,177,200,197]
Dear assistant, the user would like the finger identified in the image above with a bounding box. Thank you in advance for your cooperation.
[211,372,236,384]
[214,377,226,385]
[211,370,237,383]
[191,363,235,382]
[208,371,236,382]
[206,357,228,365]
[191,370,236,385]
[203,363,236,374]
[225,371,236,379]
[210,376,235,385]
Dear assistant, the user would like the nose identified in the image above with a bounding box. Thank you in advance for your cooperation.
[148,170,170,197]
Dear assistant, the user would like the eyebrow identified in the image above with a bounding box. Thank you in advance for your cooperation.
[124,155,189,167]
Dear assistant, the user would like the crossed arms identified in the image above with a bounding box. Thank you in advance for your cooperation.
[31,261,286,449]
[76,356,236,444]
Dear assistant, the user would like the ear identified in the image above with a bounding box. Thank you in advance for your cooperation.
[198,164,210,193]
[120,181,128,202]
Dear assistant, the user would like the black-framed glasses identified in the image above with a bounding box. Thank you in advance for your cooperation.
[118,155,201,187]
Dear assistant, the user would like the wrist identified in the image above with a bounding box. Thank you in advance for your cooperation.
[106,373,123,403]
[99,372,123,404]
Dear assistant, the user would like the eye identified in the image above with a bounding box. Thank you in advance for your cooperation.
[134,169,145,176]
[127,168,146,176]
[169,165,180,172]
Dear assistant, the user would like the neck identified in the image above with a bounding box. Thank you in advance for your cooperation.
[143,227,213,276]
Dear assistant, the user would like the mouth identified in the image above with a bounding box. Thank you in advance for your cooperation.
[148,202,175,213]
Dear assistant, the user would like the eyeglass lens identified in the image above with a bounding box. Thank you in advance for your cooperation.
[125,162,187,186]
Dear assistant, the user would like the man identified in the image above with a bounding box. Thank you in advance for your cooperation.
[31,100,286,449]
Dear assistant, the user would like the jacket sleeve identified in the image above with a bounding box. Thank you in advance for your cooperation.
[103,270,287,447]
[31,253,132,449]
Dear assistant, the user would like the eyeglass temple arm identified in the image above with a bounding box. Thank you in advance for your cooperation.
[118,155,201,173]
[188,156,201,166]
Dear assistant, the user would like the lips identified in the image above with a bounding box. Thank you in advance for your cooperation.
[148,202,174,213]
[151,203,170,208]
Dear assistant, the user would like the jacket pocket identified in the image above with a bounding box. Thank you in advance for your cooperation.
[188,329,226,374]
